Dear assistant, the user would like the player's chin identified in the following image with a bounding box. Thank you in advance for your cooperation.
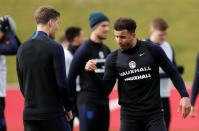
[102,33,108,39]
[119,46,124,52]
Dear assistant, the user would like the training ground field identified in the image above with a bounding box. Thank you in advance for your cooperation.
[5,85,199,131]
[0,0,199,83]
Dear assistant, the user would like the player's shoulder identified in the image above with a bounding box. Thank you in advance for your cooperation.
[196,52,199,61]
[77,40,89,52]
[104,44,111,54]
[142,40,159,47]
[105,49,119,67]
[107,49,119,60]
[102,43,110,50]
[47,38,61,47]
[161,41,170,46]
[142,40,162,52]
[65,48,73,57]
[18,37,32,51]
[73,40,90,58]
[64,48,73,61]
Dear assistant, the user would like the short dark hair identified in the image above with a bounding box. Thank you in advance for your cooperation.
[114,17,137,33]
[34,6,60,24]
[65,27,82,43]
[151,18,169,31]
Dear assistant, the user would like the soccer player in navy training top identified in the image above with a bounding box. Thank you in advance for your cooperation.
[68,12,111,131]
[63,26,86,130]
[16,6,72,131]
[85,17,191,131]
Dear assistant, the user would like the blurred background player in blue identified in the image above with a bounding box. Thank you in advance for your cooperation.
[146,17,184,130]
[61,26,86,130]
[68,12,111,131]
[60,33,69,49]
[190,54,199,118]
[0,15,21,131]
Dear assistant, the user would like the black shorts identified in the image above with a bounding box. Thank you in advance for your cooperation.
[78,103,110,131]
[120,113,167,131]
[0,97,6,131]
[23,115,71,131]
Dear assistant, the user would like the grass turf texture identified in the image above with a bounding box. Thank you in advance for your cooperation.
[0,0,198,83]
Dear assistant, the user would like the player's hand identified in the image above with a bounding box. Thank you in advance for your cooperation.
[0,32,4,39]
[190,106,197,118]
[65,110,73,121]
[178,97,191,118]
[0,16,10,33]
[85,60,96,71]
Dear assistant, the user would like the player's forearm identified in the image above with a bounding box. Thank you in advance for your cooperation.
[0,31,18,54]
[159,72,168,78]
[170,71,189,97]
[190,77,199,105]
[88,71,115,95]
[68,61,81,96]
[191,87,198,106]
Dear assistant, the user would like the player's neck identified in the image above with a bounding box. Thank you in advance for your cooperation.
[90,34,102,44]
[132,38,137,48]
[61,42,68,49]
[37,25,50,37]
[71,41,80,46]
[149,36,161,45]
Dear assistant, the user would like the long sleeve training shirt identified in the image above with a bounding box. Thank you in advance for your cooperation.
[16,31,72,120]
[68,39,111,105]
[90,40,189,119]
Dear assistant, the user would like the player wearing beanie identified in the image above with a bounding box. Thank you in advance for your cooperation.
[68,12,111,131]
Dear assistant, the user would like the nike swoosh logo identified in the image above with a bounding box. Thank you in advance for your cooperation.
[139,53,145,56]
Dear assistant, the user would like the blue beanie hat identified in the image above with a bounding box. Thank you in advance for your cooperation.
[89,12,109,29]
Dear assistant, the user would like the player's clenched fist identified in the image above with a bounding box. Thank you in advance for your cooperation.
[85,60,97,71]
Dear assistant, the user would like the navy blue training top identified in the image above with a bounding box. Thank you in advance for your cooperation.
[90,40,189,119]
[17,31,72,120]
[68,39,111,105]
[0,31,20,55]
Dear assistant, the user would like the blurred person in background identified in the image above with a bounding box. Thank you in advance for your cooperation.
[16,6,72,131]
[68,12,111,131]
[62,26,86,130]
[0,15,21,131]
[190,54,199,118]
[146,17,184,130]
[60,33,69,49]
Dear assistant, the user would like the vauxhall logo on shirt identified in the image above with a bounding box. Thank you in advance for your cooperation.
[119,60,152,81]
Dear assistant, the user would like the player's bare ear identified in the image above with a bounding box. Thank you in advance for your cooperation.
[132,33,136,39]
[48,19,53,27]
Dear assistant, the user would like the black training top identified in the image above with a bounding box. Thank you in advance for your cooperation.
[191,53,199,106]
[90,40,189,119]
[16,31,72,120]
[68,39,111,105]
